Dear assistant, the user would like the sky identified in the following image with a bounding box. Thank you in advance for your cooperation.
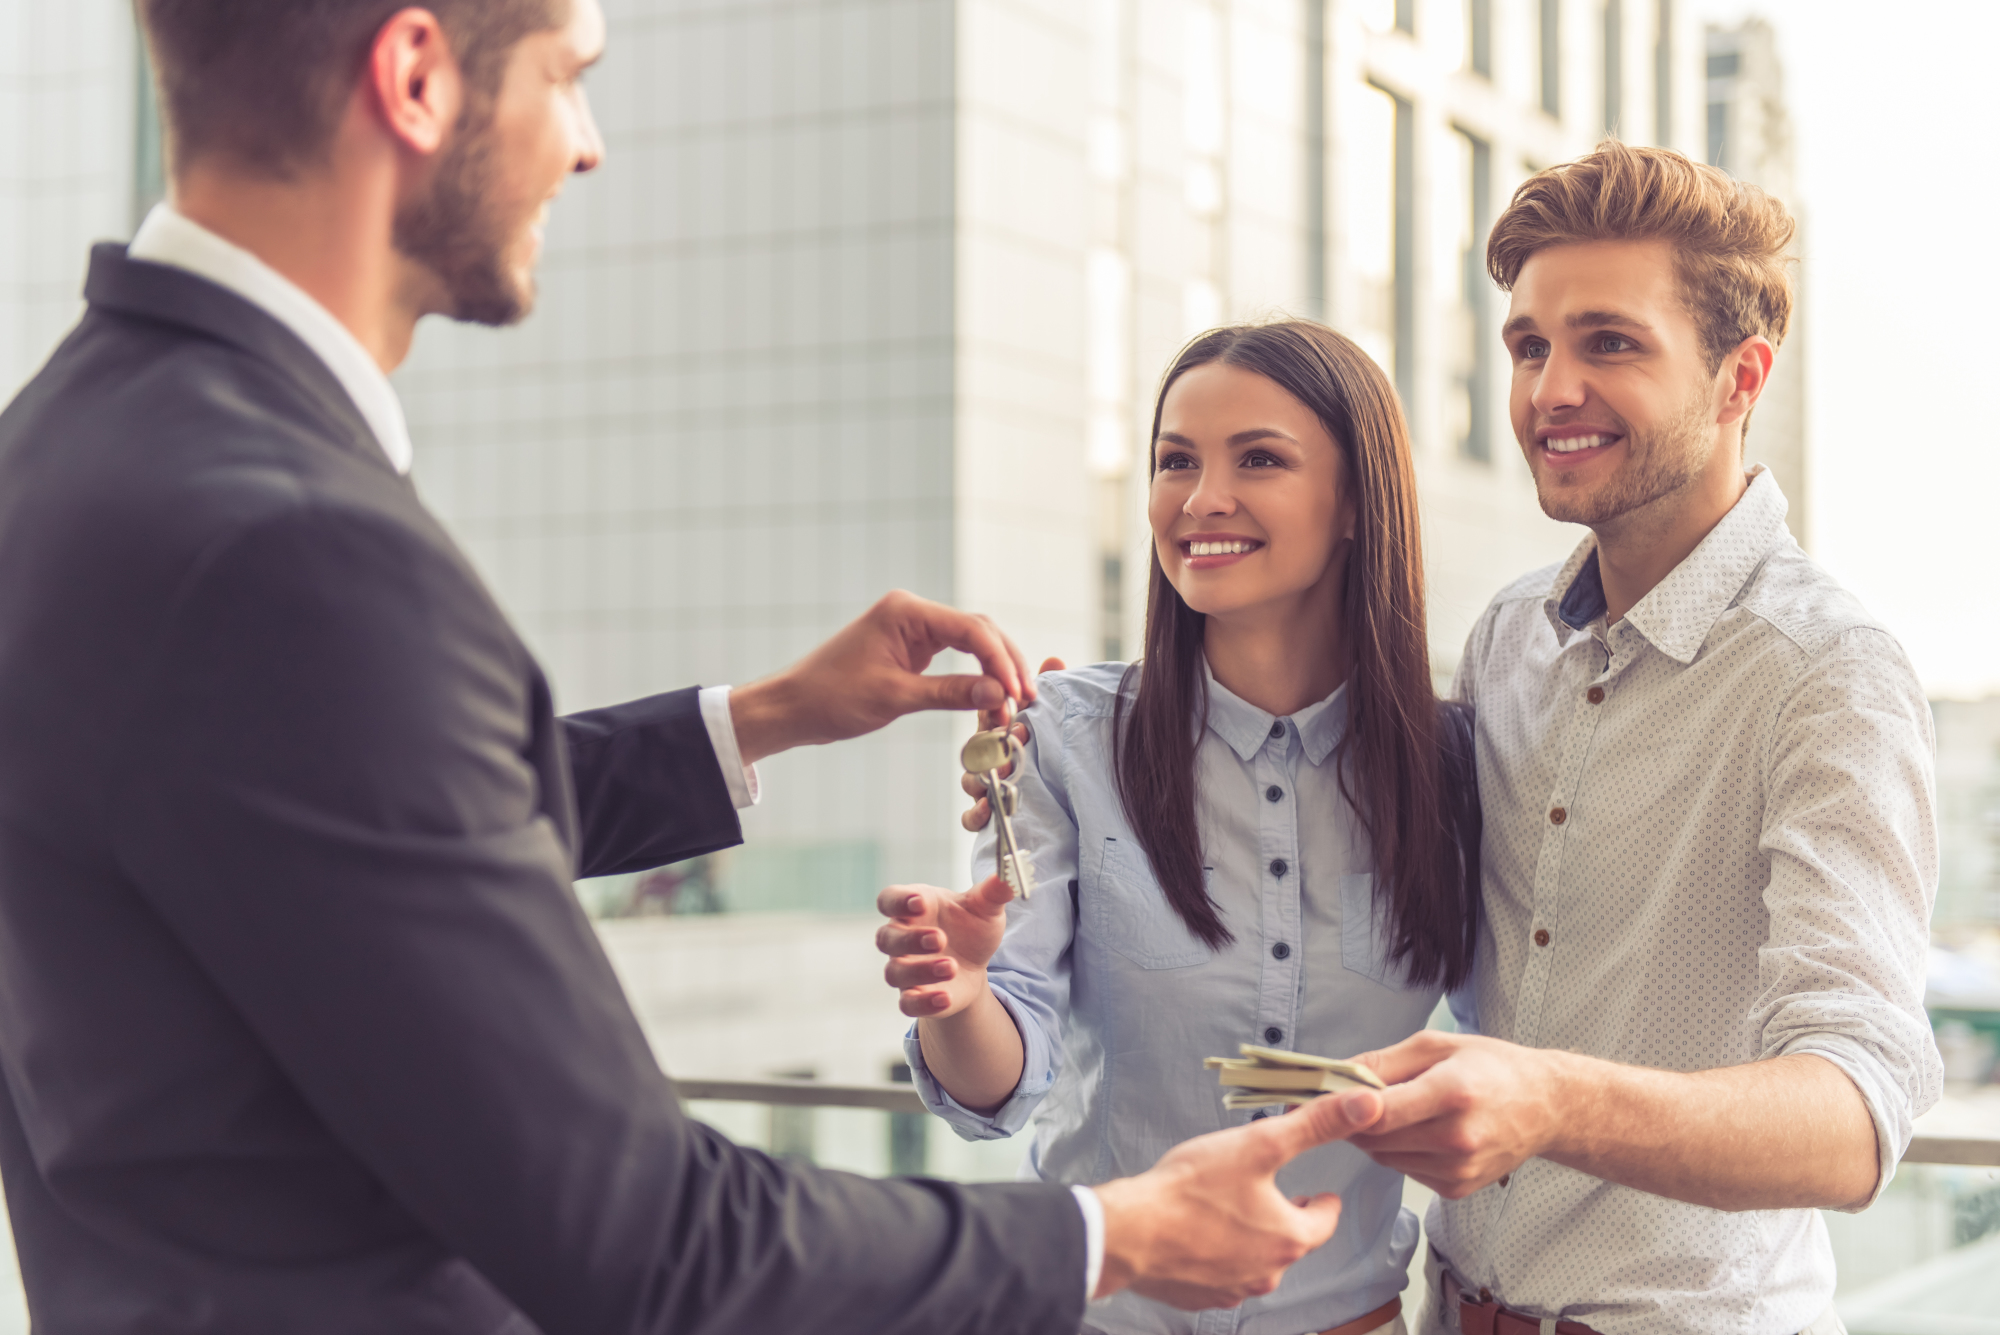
[1692,0,2000,698]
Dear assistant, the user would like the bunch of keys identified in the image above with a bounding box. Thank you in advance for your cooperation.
[960,713,1035,900]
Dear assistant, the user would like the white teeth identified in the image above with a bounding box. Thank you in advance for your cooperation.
[1189,540,1255,556]
[1547,434,1609,454]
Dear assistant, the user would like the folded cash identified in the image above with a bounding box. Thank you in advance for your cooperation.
[1205,1043,1386,1110]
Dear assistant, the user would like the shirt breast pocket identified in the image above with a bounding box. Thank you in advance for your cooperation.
[1087,837,1213,970]
[1339,872,1404,986]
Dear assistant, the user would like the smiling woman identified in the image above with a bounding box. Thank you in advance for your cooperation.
[1128,322,1478,974]
[879,319,1484,1335]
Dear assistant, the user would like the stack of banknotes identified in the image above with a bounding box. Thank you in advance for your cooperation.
[1204,1043,1387,1111]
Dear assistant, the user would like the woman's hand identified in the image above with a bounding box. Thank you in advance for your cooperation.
[959,657,1065,833]
[874,877,1015,1018]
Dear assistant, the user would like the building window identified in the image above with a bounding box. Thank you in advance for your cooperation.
[1305,0,1328,319]
[1540,0,1562,118]
[1705,33,1737,170]
[1457,131,1494,462]
[1346,82,1397,379]
[1101,553,1123,662]
[1396,0,1415,35]
[1391,88,1416,415]
[133,37,166,228]
[1602,0,1623,135]
[1469,0,1493,77]
[1654,0,1674,145]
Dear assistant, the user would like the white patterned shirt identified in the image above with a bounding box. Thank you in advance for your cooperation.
[1428,468,1941,1335]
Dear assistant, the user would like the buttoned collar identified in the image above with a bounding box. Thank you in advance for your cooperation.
[1545,466,1792,664]
[126,204,413,475]
[1202,660,1348,766]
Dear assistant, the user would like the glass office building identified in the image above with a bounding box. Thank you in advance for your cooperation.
[2,0,1798,916]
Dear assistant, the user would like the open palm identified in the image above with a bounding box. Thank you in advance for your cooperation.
[874,876,1015,1018]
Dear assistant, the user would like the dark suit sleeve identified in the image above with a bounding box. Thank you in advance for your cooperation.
[562,692,744,879]
[107,504,1086,1335]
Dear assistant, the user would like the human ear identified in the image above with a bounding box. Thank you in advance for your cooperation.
[367,8,464,158]
[1716,335,1775,427]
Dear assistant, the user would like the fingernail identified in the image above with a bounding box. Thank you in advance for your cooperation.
[923,933,940,950]
[934,962,952,979]
[906,896,924,914]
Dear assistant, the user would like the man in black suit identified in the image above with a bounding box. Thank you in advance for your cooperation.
[0,2,1372,1331]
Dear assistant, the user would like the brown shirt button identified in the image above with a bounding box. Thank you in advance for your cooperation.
[1549,806,1567,825]
[1534,928,1551,947]
[1586,686,1605,704]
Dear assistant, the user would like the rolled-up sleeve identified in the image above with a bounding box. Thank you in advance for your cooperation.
[906,689,1082,1142]
[1754,626,1943,1209]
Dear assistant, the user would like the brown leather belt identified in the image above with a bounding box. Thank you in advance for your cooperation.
[1437,1258,1600,1335]
[1317,1295,1401,1335]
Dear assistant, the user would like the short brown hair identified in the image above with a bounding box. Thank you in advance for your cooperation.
[139,0,562,179]
[1487,140,1796,371]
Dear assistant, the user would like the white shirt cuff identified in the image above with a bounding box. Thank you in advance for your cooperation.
[697,686,761,810]
[1070,1184,1104,1304]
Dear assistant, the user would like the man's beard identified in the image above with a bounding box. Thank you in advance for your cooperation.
[1533,381,1714,528]
[392,113,532,328]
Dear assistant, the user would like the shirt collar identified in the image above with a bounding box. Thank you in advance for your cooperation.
[1543,466,1793,664]
[1201,660,1348,766]
[126,204,413,475]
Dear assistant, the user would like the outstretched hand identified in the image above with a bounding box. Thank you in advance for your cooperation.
[1093,1092,1375,1309]
[874,877,1015,1018]
[727,592,1036,765]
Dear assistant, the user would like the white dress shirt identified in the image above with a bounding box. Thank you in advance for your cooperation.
[124,203,760,806]
[1432,468,1941,1335]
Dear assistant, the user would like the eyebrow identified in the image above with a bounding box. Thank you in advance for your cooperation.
[1503,310,1655,338]
[1155,428,1299,449]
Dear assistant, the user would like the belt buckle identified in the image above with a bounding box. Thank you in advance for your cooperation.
[1455,1281,1499,1335]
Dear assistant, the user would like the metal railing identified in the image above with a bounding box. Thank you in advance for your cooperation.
[677,1078,924,1116]
[676,1078,2000,1168]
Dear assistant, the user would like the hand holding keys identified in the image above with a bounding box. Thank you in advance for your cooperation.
[961,718,1035,900]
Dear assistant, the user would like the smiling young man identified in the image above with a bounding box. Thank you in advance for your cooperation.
[0,2,1366,1332]
[1332,144,1940,1334]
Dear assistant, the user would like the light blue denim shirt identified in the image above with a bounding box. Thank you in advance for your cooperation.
[906,663,1453,1335]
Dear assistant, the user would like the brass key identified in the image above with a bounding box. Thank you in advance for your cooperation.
[961,724,1034,900]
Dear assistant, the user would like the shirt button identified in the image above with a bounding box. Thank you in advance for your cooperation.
[1586,686,1605,704]
[1499,1174,1511,1188]
[1270,859,1289,878]
[1534,928,1551,947]
[1549,807,1567,825]
[1266,785,1284,803]
[1272,942,1291,960]
[1264,1026,1284,1044]
[1269,722,1284,739]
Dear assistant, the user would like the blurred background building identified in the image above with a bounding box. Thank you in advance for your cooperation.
[395,0,1816,915]
[0,0,1812,910]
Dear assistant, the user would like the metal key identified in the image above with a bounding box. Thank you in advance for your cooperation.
[961,724,1035,900]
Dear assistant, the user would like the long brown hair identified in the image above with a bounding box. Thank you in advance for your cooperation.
[1113,321,1478,989]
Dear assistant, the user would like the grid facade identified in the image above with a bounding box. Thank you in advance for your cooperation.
[0,0,136,401]
[398,0,973,896]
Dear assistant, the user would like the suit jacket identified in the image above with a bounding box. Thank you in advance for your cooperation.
[0,246,1085,1334]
